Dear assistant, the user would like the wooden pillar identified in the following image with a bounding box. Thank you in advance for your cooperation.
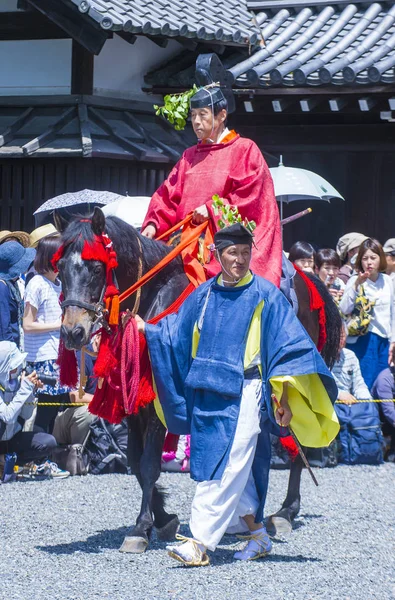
[71,40,94,95]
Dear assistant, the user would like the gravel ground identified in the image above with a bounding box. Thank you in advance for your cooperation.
[1,464,394,600]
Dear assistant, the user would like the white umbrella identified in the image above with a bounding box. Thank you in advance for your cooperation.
[101,196,151,229]
[269,158,344,220]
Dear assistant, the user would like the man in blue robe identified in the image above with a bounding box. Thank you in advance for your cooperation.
[136,223,339,566]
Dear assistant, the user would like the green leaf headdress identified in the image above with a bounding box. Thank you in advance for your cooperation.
[153,83,223,131]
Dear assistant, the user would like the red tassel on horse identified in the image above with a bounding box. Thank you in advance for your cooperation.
[57,338,78,388]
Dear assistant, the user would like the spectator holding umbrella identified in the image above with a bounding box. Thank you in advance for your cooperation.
[339,238,395,389]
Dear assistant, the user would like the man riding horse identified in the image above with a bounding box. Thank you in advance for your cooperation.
[141,55,282,287]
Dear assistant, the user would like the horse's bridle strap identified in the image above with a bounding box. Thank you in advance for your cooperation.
[61,299,102,313]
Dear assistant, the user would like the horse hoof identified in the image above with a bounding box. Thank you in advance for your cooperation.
[119,536,148,553]
[266,516,293,537]
[155,515,180,541]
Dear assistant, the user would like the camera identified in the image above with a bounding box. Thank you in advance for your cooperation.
[25,365,57,388]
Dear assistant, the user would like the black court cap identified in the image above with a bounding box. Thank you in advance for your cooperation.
[214,223,254,251]
[190,86,226,109]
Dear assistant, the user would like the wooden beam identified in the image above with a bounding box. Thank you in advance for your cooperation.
[77,103,92,157]
[272,99,290,113]
[358,97,376,112]
[123,111,181,161]
[89,107,149,161]
[329,98,347,112]
[25,0,109,54]
[22,106,76,155]
[0,108,34,147]
[0,11,69,40]
[71,40,93,95]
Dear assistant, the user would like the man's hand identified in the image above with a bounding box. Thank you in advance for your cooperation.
[192,204,209,224]
[389,342,395,366]
[134,314,146,334]
[272,385,293,428]
[141,224,156,238]
[337,391,357,405]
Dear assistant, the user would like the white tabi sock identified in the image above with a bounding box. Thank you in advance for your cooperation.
[166,539,206,562]
[233,526,272,561]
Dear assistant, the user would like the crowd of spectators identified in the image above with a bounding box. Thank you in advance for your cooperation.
[1,223,395,484]
[287,233,395,464]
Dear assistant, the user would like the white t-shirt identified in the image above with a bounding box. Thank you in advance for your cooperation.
[339,273,395,343]
[24,275,62,362]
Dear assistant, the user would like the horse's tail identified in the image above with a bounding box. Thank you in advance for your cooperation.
[303,273,342,370]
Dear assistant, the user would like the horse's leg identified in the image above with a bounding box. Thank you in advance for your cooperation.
[266,454,303,536]
[120,406,179,552]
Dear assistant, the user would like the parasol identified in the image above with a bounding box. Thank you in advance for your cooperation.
[33,189,127,227]
[269,158,344,220]
[101,196,151,229]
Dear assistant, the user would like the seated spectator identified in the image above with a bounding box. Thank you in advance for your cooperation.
[0,341,68,478]
[0,242,36,349]
[382,239,395,283]
[315,248,345,303]
[288,241,315,274]
[52,340,98,447]
[336,232,368,284]
[371,368,395,462]
[332,324,383,465]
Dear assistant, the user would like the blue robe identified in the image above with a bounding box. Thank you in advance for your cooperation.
[146,274,338,520]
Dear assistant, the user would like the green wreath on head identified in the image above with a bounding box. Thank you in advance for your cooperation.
[153,83,221,131]
[212,195,256,233]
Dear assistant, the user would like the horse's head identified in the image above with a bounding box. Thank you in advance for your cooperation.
[55,208,111,350]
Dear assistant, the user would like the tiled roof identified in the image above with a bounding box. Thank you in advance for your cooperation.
[69,0,258,46]
[229,2,395,86]
[0,99,193,161]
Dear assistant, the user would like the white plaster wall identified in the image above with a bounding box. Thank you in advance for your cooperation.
[0,39,72,95]
[0,1,21,11]
[94,35,183,101]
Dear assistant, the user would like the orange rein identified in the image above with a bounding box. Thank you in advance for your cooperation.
[118,214,208,306]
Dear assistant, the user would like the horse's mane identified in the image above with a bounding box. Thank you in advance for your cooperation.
[61,215,177,279]
[304,272,342,370]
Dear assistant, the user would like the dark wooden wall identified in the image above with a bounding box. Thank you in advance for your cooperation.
[0,158,170,233]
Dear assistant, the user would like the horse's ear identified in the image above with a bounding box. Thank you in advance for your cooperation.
[53,210,68,233]
[92,207,105,236]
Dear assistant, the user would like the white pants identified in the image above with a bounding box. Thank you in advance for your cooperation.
[189,378,262,551]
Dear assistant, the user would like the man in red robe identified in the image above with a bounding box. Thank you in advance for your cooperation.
[141,87,282,286]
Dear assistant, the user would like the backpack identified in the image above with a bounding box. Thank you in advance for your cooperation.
[335,402,383,465]
[85,417,129,475]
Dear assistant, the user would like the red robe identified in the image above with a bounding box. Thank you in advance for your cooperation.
[142,133,282,286]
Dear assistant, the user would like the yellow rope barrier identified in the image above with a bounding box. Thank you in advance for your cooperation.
[335,399,395,404]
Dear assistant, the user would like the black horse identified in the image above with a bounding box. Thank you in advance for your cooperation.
[56,207,340,552]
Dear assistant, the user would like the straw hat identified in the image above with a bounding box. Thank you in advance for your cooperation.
[0,229,30,248]
[29,224,58,248]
